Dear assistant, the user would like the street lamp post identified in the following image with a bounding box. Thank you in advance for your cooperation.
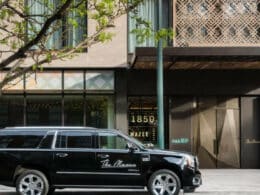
[157,0,165,149]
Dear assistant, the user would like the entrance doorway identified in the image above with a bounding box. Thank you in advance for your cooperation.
[169,97,240,168]
[195,98,240,168]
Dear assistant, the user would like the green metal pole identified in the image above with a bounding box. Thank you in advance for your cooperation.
[157,0,165,149]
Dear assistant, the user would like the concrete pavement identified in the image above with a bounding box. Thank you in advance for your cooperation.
[0,169,260,194]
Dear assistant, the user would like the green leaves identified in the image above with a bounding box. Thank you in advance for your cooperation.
[97,31,114,43]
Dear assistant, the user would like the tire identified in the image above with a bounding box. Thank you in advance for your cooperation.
[148,169,181,195]
[16,169,50,195]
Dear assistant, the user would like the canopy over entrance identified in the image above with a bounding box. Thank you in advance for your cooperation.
[130,47,260,69]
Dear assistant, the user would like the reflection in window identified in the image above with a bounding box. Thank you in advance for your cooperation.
[0,96,24,128]
[85,96,114,128]
[64,72,84,90]
[0,72,24,91]
[26,72,62,90]
[56,132,92,148]
[64,96,84,126]
[85,71,114,90]
[99,133,128,150]
[27,96,61,125]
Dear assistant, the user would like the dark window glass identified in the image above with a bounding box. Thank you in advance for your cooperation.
[0,131,46,148]
[0,96,24,128]
[64,96,84,126]
[85,96,114,128]
[38,131,55,149]
[56,131,92,149]
[98,133,128,150]
[27,96,61,126]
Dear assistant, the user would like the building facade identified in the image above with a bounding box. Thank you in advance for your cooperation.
[1,0,260,169]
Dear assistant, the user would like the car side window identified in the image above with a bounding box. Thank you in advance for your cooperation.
[98,133,128,150]
[0,131,46,149]
[56,131,92,149]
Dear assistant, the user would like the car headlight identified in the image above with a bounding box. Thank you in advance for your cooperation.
[184,155,195,168]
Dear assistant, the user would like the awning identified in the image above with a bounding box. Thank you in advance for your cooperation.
[130,47,260,69]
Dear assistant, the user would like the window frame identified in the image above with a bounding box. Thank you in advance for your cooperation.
[25,0,88,50]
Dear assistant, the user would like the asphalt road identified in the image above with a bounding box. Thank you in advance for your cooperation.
[1,169,260,195]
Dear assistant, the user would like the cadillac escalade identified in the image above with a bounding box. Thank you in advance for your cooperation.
[0,127,201,195]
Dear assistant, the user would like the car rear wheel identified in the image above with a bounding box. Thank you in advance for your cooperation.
[148,169,181,195]
[16,170,50,195]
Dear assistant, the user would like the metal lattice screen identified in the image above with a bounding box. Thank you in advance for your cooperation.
[174,0,260,47]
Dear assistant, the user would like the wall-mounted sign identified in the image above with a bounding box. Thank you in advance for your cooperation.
[171,138,190,144]
[128,111,157,144]
[128,97,157,144]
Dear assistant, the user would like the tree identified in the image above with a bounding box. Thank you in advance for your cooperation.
[0,0,173,90]
[0,0,144,89]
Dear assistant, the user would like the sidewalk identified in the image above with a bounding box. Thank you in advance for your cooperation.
[192,169,260,194]
[0,169,260,194]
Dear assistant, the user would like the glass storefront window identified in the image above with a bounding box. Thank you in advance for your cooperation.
[64,71,84,90]
[64,96,84,126]
[0,72,24,91]
[26,96,62,125]
[85,96,114,128]
[85,71,114,90]
[0,96,24,128]
[128,97,157,144]
[26,72,62,90]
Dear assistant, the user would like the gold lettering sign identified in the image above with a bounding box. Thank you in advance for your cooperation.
[128,110,157,144]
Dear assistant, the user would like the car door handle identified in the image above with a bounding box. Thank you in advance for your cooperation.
[97,154,109,158]
[56,153,68,158]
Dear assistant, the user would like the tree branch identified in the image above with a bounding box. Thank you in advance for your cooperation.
[0,0,74,69]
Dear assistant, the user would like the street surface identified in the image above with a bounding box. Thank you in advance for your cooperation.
[0,169,260,194]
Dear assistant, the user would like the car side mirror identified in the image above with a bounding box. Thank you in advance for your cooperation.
[126,142,136,153]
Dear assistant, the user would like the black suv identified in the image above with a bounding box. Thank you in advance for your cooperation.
[0,127,201,195]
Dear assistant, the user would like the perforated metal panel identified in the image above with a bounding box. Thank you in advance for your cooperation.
[174,0,260,47]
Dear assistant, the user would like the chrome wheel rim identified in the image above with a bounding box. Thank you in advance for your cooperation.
[19,174,44,195]
[152,173,177,195]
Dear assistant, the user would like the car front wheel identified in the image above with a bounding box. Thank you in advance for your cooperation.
[16,170,50,195]
[148,169,181,195]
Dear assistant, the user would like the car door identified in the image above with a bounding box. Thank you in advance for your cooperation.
[95,132,145,187]
[53,131,97,186]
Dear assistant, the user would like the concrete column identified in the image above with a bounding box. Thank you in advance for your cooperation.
[115,69,128,134]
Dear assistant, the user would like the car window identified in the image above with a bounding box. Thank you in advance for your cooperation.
[98,133,128,150]
[0,131,46,149]
[56,131,92,149]
[38,131,55,149]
